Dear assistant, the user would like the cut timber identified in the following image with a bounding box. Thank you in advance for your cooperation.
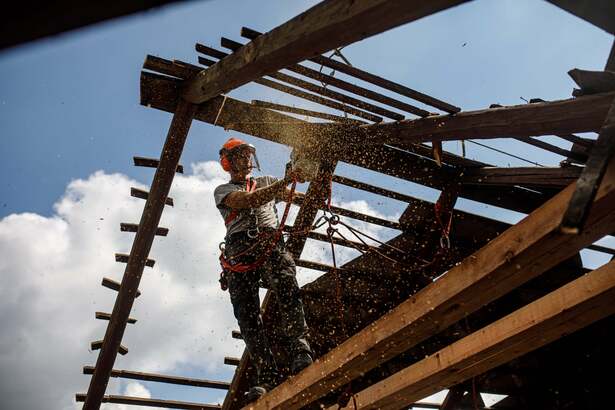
[91,341,128,356]
[95,312,137,324]
[231,330,242,340]
[115,253,155,268]
[336,260,615,409]
[183,0,469,102]
[120,222,169,236]
[462,166,582,188]
[133,156,184,173]
[83,100,197,410]
[244,156,615,410]
[224,357,241,366]
[83,366,230,390]
[131,187,174,207]
[76,393,221,410]
[101,277,141,298]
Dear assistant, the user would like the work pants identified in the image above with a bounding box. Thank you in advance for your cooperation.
[226,236,311,386]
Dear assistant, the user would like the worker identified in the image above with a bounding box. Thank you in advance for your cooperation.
[213,137,314,402]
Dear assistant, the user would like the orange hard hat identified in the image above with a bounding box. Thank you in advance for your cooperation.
[219,137,260,172]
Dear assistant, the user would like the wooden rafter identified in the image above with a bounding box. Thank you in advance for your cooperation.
[462,166,582,188]
[546,0,615,34]
[183,0,469,102]
[336,259,615,409]
[243,155,615,410]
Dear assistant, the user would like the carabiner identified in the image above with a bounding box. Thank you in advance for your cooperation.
[439,234,451,250]
[247,228,260,239]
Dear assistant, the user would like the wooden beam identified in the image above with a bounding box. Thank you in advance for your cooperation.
[133,156,184,173]
[83,366,230,390]
[514,136,587,163]
[95,312,137,324]
[251,100,365,124]
[462,166,582,188]
[220,37,405,121]
[224,357,241,366]
[240,26,460,114]
[120,222,169,236]
[76,393,221,410]
[82,100,196,410]
[337,260,615,409]
[101,277,141,298]
[183,0,469,103]
[140,71,555,214]
[546,0,615,34]
[561,97,615,232]
[198,55,383,122]
[115,253,155,268]
[91,341,128,356]
[131,187,174,206]
[243,156,615,410]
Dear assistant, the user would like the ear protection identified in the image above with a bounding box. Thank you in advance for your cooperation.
[219,149,232,172]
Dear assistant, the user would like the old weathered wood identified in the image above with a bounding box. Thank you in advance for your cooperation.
[251,100,365,124]
[133,156,184,173]
[95,312,137,324]
[514,136,587,163]
[131,187,174,206]
[561,98,615,233]
[296,259,348,273]
[462,166,582,188]
[241,26,460,114]
[83,99,197,410]
[120,223,169,236]
[183,0,469,103]
[243,156,615,410]
[76,393,221,410]
[91,340,128,356]
[198,55,382,122]
[332,175,417,203]
[140,71,554,214]
[546,0,615,34]
[224,357,241,366]
[231,330,242,340]
[284,225,377,253]
[337,260,615,409]
[569,69,615,96]
[115,253,155,268]
[101,277,141,298]
[220,37,405,120]
[83,366,230,389]
[587,244,615,255]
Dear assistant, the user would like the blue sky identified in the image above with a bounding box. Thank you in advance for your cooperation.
[0,1,613,409]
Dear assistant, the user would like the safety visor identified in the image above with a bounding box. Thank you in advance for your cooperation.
[229,143,261,171]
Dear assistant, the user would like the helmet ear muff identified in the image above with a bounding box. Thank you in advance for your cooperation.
[220,154,232,172]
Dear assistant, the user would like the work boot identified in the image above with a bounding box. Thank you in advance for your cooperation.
[244,386,268,404]
[291,351,313,374]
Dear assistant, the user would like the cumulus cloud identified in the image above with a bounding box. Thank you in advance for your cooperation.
[0,161,398,410]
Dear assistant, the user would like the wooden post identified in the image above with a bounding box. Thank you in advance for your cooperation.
[82,99,196,410]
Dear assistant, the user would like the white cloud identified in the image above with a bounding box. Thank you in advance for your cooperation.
[0,162,398,410]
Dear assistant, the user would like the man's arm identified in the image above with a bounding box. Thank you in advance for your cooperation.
[224,176,293,209]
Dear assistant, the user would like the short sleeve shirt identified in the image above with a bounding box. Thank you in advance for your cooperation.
[214,176,280,238]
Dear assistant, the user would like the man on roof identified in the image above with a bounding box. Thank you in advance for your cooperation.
[213,137,313,403]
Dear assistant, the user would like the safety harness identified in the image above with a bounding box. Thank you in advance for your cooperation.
[218,177,297,289]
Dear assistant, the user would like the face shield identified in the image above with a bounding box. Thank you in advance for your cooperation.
[230,143,261,172]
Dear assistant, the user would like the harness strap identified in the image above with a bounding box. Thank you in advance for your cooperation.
[224,177,257,226]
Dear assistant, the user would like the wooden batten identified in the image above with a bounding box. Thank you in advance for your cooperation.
[131,187,174,206]
[95,312,137,324]
[133,156,184,173]
[101,277,141,298]
[91,340,128,356]
[115,253,155,268]
[120,222,169,236]
[251,100,365,124]
[76,393,222,410]
[224,357,241,366]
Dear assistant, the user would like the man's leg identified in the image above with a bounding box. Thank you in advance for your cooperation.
[262,246,313,371]
[227,271,278,387]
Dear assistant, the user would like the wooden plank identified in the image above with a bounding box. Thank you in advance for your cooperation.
[83,100,197,409]
[115,253,155,268]
[91,341,128,356]
[296,259,347,273]
[546,0,615,34]
[220,37,405,120]
[83,366,230,390]
[131,187,174,206]
[243,156,615,410]
[183,0,469,103]
[337,260,615,409]
[133,156,184,173]
[231,330,243,340]
[332,175,417,203]
[224,357,241,366]
[120,222,169,236]
[587,244,615,255]
[198,55,382,122]
[462,166,582,188]
[76,393,221,410]
[251,100,365,124]
[561,98,615,233]
[240,26,460,114]
[101,277,141,298]
[95,312,137,324]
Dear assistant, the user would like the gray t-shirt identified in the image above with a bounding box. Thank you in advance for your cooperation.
[214,175,280,238]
